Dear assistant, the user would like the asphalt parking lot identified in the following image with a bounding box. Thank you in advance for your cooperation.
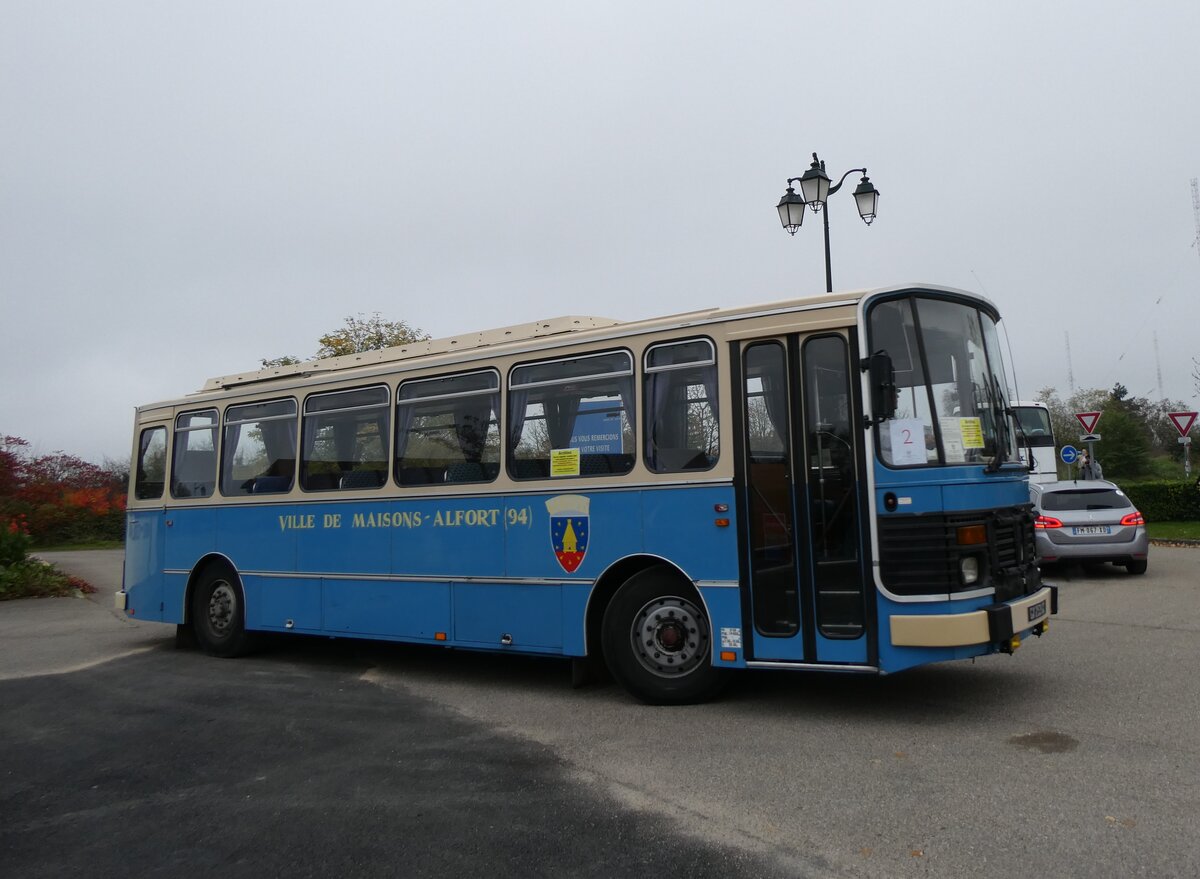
[2,548,1199,878]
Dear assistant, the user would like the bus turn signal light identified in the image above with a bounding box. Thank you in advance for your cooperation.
[435,632,447,641]
[956,524,987,545]
[715,518,730,527]
[1034,515,1063,529]
[720,651,737,662]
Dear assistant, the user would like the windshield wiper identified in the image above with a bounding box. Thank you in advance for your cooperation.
[982,373,1010,473]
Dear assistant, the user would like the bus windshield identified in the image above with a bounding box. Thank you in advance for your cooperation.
[1013,404,1055,447]
[869,295,1017,468]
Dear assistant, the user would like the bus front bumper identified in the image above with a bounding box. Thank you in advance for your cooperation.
[889,585,1058,648]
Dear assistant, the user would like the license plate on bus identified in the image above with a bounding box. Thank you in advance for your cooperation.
[1072,525,1111,536]
[1027,600,1047,623]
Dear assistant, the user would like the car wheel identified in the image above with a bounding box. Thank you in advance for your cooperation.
[1124,560,1147,575]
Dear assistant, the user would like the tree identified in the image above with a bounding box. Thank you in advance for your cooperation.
[0,437,126,543]
[316,313,429,359]
[260,355,302,368]
[1125,395,1192,460]
[261,313,430,367]
[1097,400,1150,478]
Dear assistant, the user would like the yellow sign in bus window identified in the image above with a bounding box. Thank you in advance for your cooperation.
[550,448,581,477]
[960,417,985,449]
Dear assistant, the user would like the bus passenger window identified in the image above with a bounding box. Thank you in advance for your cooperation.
[170,410,218,498]
[300,386,390,491]
[135,426,167,499]
[220,399,298,496]
[644,339,719,472]
[395,371,500,486]
[508,351,635,480]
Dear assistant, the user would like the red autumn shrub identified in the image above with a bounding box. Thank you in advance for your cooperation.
[0,436,126,545]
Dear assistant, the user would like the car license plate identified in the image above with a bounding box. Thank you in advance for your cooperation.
[1028,600,1047,623]
[1072,525,1111,536]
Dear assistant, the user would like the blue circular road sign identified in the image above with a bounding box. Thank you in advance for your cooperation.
[1060,445,1079,465]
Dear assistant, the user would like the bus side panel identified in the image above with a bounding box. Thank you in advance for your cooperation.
[302,500,459,640]
[298,502,391,576]
[324,579,450,641]
[641,485,740,582]
[503,491,643,582]
[217,504,299,576]
[389,498,506,577]
[124,510,165,622]
[698,585,747,667]
[453,583,562,649]
[245,575,323,633]
[163,507,217,623]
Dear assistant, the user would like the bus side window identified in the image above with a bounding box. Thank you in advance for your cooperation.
[644,338,719,473]
[300,386,391,492]
[135,426,167,499]
[508,350,635,480]
[396,370,500,487]
[220,399,298,496]
[170,409,218,498]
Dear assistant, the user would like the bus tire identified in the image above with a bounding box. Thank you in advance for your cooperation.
[191,564,255,658]
[601,567,728,705]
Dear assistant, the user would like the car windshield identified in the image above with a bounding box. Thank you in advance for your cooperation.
[868,295,1017,468]
[1040,488,1131,512]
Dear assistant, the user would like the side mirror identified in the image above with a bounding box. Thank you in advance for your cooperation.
[863,350,896,425]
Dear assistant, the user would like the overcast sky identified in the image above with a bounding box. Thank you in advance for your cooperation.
[3,1,1199,463]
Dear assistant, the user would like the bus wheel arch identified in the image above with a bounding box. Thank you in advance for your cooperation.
[187,555,256,658]
[593,558,728,704]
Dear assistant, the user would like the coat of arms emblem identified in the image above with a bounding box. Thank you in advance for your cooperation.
[546,495,590,573]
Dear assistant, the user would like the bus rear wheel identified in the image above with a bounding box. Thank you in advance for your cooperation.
[191,564,255,658]
[601,567,728,705]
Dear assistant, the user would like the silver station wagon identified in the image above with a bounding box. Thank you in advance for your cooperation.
[1030,480,1149,574]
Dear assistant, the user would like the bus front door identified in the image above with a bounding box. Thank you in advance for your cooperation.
[739,334,870,665]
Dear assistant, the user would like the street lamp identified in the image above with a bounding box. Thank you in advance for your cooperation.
[777,152,880,293]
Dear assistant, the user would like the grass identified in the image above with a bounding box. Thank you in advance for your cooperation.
[1146,521,1200,541]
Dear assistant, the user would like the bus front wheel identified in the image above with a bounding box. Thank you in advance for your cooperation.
[191,565,255,658]
[601,567,728,705]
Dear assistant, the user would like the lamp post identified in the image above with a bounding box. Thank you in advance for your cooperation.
[777,153,880,293]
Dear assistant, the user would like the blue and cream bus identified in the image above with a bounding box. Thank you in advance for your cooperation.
[120,283,1056,703]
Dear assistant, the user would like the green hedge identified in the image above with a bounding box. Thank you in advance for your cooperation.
[1119,480,1200,522]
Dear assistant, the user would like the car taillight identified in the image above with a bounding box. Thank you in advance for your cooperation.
[1120,511,1145,526]
[1034,515,1063,529]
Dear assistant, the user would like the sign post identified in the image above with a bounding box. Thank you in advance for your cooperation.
[1074,412,1102,476]
[1167,412,1198,478]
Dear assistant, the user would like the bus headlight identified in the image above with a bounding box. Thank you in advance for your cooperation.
[961,556,980,585]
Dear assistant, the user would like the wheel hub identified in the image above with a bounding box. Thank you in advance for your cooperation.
[630,596,710,679]
[207,582,235,634]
